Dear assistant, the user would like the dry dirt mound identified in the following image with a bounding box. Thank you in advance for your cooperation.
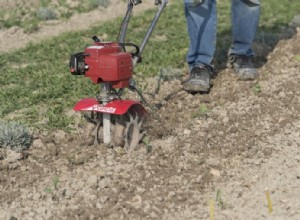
[1,26,300,219]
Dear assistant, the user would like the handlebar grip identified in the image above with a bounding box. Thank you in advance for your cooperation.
[154,0,161,5]
[92,35,101,43]
[119,42,142,63]
[130,0,142,5]
[119,42,140,57]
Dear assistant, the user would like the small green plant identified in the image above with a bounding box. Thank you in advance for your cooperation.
[1,17,21,29]
[44,176,60,193]
[44,187,53,194]
[46,106,74,131]
[53,176,60,190]
[23,20,39,33]
[253,83,261,94]
[295,55,300,62]
[192,104,209,118]
[39,0,51,7]
[215,189,232,210]
[199,104,208,114]
[58,0,67,7]
[216,189,225,210]
[142,136,153,153]
[0,121,32,152]
[160,67,184,81]
[89,0,111,8]
[36,7,57,20]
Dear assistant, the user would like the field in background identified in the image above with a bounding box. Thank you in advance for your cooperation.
[0,0,117,32]
[1,0,299,131]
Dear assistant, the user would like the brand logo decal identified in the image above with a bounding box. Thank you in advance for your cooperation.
[83,105,116,113]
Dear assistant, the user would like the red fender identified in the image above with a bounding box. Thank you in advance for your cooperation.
[73,98,147,115]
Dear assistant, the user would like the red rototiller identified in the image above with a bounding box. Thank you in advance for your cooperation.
[69,0,168,150]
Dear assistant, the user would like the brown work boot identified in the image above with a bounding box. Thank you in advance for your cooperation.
[183,65,213,92]
[229,54,259,80]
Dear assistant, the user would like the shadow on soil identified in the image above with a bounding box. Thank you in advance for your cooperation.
[213,15,300,72]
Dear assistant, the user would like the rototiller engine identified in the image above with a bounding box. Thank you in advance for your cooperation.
[69,0,168,150]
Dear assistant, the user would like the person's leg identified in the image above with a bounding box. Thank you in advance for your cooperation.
[229,0,260,80]
[230,0,260,56]
[184,0,217,69]
[183,0,217,92]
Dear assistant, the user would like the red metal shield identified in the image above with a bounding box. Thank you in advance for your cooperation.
[73,98,147,115]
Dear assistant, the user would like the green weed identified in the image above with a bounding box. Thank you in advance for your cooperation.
[58,0,67,7]
[53,176,60,190]
[142,136,153,153]
[215,189,233,210]
[216,189,225,210]
[46,106,75,131]
[44,176,60,192]
[36,7,57,20]
[39,0,51,8]
[88,0,111,9]
[0,121,32,152]
[254,83,262,94]
[44,186,53,194]
[23,20,40,33]
[192,104,209,118]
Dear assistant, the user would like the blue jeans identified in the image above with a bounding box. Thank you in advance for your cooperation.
[184,0,260,69]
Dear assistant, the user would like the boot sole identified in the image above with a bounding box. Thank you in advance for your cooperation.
[183,83,210,92]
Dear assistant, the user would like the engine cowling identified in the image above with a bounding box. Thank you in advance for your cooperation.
[70,42,133,88]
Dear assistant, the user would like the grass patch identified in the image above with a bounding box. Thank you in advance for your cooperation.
[36,7,58,20]
[88,0,111,9]
[0,0,114,30]
[1,0,300,130]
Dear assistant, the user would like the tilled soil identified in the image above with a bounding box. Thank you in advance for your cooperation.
[1,2,300,219]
